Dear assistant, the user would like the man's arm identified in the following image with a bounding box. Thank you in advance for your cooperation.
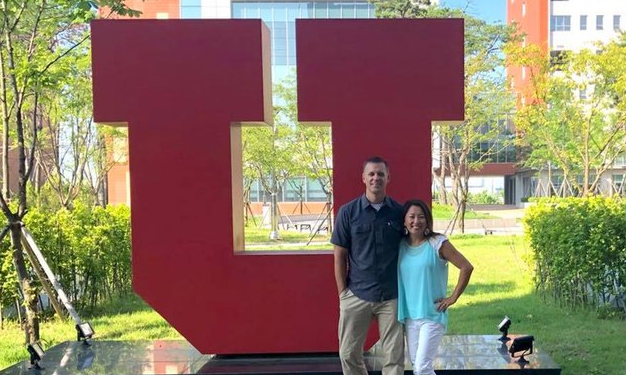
[333,245,349,296]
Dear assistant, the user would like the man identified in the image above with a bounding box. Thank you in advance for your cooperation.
[331,156,405,375]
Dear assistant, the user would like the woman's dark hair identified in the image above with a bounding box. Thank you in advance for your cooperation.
[402,199,438,238]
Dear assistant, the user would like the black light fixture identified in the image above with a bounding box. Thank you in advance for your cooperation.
[498,316,512,342]
[76,322,95,345]
[509,335,534,364]
[26,342,45,370]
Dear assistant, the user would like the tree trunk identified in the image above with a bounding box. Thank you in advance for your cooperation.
[0,49,9,199]
[9,223,39,343]
[458,200,466,233]
[438,137,448,205]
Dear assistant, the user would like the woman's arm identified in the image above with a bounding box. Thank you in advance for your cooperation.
[435,240,474,312]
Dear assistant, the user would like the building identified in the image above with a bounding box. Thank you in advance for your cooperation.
[507,0,626,203]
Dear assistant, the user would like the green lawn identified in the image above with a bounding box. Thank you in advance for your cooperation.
[1,234,625,374]
[432,203,494,220]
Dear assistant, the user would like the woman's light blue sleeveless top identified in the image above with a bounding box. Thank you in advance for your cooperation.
[397,234,449,329]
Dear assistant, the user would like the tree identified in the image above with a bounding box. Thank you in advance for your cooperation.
[508,35,626,196]
[369,0,432,18]
[0,0,138,345]
[274,75,333,227]
[33,44,120,209]
[242,74,334,236]
[372,1,517,232]
[242,81,299,238]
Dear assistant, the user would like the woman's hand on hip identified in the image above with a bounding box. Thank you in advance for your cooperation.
[434,296,457,312]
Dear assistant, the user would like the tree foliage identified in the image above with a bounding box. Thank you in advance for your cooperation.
[509,35,626,196]
[369,0,432,18]
[242,74,333,226]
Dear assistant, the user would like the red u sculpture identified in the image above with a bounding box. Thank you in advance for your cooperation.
[91,18,463,354]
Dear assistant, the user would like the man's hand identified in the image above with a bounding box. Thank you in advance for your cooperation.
[334,245,349,296]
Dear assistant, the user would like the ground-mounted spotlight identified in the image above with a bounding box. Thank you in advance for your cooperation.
[26,342,45,370]
[498,316,512,342]
[76,322,95,345]
[509,335,534,364]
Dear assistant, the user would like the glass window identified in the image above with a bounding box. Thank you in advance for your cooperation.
[181,6,201,18]
[232,3,246,18]
[614,174,625,196]
[273,22,287,38]
[550,15,571,31]
[232,1,374,68]
[273,6,287,22]
[550,50,570,69]
[303,2,315,18]
[314,2,327,18]
[233,2,260,18]
[580,15,587,30]
[181,0,201,6]
[342,2,356,18]
[551,175,564,188]
[284,178,306,202]
[287,3,301,20]
[597,15,604,30]
[355,3,371,18]
[259,3,272,21]
[579,87,587,100]
[306,178,327,202]
[329,2,341,18]
[248,179,260,202]
[614,15,621,31]
[287,37,296,64]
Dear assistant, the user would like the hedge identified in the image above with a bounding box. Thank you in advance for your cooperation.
[0,203,131,313]
[524,197,626,314]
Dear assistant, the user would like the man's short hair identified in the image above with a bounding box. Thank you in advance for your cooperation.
[363,156,389,172]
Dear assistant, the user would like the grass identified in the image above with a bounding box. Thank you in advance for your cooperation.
[1,234,625,374]
[432,203,495,220]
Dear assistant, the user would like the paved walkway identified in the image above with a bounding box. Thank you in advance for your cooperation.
[433,204,526,236]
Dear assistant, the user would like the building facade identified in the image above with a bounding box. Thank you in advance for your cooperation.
[507,0,626,203]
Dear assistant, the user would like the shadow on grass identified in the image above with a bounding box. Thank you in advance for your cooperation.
[462,281,516,296]
[82,293,154,318]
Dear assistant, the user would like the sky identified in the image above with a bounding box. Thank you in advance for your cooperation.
[440,0,507,24]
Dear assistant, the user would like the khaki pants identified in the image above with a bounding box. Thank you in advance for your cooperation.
[338,289,404,375]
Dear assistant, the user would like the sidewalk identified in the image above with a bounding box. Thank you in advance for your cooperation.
[433,204,526,236]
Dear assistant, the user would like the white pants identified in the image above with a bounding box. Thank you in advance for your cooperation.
[404,319,445,375]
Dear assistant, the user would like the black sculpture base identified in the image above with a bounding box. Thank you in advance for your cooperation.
[0,335,560,374]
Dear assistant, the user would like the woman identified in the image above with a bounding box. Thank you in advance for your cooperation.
[398,199,474,375]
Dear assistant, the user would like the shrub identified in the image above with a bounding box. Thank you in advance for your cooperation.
[468,190,503,205]
[524,197,626,314]
[0,203,132,314]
